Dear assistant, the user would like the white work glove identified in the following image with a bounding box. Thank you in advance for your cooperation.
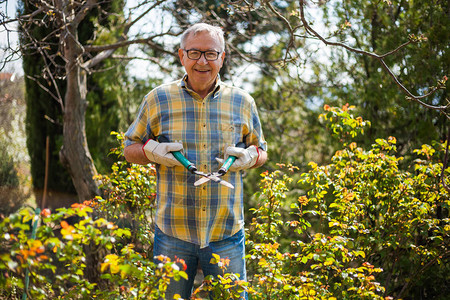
[142,139,183,167]
[216,145,260,172]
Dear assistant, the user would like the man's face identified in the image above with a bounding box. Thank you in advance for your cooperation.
[178,31,225,97]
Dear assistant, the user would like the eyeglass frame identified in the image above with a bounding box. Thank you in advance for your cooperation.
[183,49,222,61]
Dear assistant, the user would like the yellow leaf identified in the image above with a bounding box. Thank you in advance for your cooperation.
[100,262,109,273]
[324,260,333,266]
[110,263,120,274]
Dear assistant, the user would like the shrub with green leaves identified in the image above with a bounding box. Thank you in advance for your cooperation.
[241,104,449,299]
[299,105,449,298]
[0,132,182,299]
[94,131,157,256]
[0,141,29,217]
[192,253,250,299]
[0,204,185,299]
[245,164,386,300]
[1,109,447,299]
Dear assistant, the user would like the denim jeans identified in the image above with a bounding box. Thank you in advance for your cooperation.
[153,226,247,300]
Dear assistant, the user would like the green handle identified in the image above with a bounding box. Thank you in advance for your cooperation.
[172,151,195,170]
[158,135,197,172]
[219,142,246,175]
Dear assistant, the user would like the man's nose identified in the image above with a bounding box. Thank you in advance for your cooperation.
[196,54,208,65]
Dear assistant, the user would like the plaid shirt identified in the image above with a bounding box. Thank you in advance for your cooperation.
[124,75,267,248]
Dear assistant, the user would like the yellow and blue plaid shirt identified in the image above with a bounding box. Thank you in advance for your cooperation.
[124,75,267,248]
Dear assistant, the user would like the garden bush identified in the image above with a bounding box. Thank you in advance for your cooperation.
[0,141,29,218]
[0,106,448,299]
[0,132,183,299]
[0,204,186,299]
[240,104,449,299]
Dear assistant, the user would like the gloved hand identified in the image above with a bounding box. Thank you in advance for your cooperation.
[142,139,183,167]
[216,145,260,172]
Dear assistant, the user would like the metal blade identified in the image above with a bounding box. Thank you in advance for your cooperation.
[194,174,234,189]
[218,179,234,189]
[194,176,211,186]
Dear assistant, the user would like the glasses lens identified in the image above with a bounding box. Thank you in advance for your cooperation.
[205,51,219,60]
[187,50,201,59]
[186,50,219,61]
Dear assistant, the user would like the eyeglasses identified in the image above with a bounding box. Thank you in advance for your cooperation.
[183,49,221,61]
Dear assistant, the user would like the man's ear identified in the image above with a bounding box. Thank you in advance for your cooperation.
[220,51,226,67]
[178,48,185,66]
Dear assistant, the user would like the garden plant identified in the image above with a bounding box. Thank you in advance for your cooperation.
[0,105,448,299]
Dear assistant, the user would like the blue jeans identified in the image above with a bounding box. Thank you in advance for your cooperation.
[153,226,247,299]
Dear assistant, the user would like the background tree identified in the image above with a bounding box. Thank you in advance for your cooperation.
[20,0,76,206]
[2,0,184,201]
[314,0,449,153]
[19,0,129,207]
[241,0,448,164]
[216,0,449,197]
[0,75,30,216]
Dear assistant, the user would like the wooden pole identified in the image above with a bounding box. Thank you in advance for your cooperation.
[41,136,49,209]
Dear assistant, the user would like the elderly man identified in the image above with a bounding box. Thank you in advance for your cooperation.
[123,23,267,299]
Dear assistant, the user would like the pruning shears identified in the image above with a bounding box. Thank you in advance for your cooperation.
[194,142,246,188]
[158,136,234,189]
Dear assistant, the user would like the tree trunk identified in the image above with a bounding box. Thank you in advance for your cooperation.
[59,23,100,202]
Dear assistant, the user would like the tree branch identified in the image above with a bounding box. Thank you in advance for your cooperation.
[111,54,173,73]
[82,31,177,70]
[73,0,98,27]
[263,1,295,62]
[0,7,45,27]
[19,18,64,111]
[297,0,448,116]
[25,74,62,107]
[123,0,168,35]
[83,35,169,52]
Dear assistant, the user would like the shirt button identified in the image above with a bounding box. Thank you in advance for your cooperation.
[202,123,207,128]
[202,207,206,211]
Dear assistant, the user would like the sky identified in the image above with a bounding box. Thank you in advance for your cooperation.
[0,0,22,74]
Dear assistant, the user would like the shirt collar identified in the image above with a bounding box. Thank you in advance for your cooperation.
[180,74,222,99]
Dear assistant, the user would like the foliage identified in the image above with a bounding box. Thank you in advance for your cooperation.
[245,164,386,299]
[0,142,19,189]
[192,253,250,299]
[0,78,31,217]
[0,141,29,217]
[296,105,449,299]
[241,104,447,299]
[94,132,157,256]
[316,0,449,151]
[19,0,77,200]
[0,107,448,299]
[0,194,183,299]
[319,103,371,145]
[0,133,184,299]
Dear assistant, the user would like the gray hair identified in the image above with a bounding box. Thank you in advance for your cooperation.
[180,23,225,52]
